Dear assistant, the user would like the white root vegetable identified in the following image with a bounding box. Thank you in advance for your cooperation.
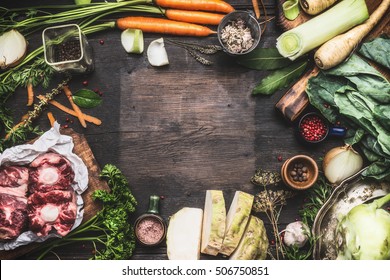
[121,29,144,54]
[166,207,203,260]
[0,29,28,69]
[299,0,338,15]
[314,0,390,70]
[323,145,364,185]
[230,215,269,260]
[220,191,254,256]
[201,190,226,256]
[147,38,169,67]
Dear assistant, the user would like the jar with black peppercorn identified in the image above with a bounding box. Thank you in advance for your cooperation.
[42,24,94,74]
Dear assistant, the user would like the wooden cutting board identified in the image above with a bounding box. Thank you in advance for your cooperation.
[0,128,109,260]
[275,0,390,122]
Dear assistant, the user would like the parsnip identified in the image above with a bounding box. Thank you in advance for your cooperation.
[230,215,269,260]
[299,0,338,15]
[201,190,226,256]
[314,0,390,70]
[220,191,254,256]
[166,207,203,260]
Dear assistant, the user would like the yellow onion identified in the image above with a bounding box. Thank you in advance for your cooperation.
[323,145,363,185]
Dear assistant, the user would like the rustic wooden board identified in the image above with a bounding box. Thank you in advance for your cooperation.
[0,128,109,260]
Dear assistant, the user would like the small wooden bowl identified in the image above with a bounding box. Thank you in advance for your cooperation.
[281,155,318,191]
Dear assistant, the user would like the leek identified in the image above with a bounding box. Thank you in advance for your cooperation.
[276,0,369,61]
[283,0,300,21]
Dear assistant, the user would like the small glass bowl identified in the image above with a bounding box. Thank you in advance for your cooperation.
[42,24,94,74]
[217,11,261,56]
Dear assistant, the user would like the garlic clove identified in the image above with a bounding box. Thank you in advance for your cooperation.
[147,38,169,67]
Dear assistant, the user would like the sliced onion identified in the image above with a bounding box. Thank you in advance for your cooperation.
[147,38,169,67]
[0,29,28,69]
[121,29,144,54]
[323,145,364,185]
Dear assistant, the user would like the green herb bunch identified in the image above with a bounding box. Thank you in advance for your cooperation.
[35,164,138,260]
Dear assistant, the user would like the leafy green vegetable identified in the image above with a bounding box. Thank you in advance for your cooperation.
[336,193,390,260]
[235,48,293,70]
[359,36,390,70]
[306,54,390,180]
[35,164,138,260]
[252,59,307,95]
[72,89,102,109]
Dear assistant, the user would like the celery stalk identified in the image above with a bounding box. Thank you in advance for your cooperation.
[276,0,369,60]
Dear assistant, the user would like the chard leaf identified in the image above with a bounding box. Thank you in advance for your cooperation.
[72,89,102,109]
[236,48,293,70]
[344,128,365,146]
[252,59,307,95]
[359,36,390,70]
[373,105,390,128]
[362,159,390,180]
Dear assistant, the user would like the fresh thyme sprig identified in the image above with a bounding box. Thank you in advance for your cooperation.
[0,78,70,152]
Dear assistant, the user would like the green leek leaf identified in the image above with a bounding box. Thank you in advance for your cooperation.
[236,48,293,70]
[252,59,307,95]
[72,89,102,109]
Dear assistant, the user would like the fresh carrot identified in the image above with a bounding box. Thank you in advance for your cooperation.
[314,0,390,70]
[116,16,216,36]
[63,85,87,128]
[27,82,34,106]
[155,0,235,14]
[165,9,225,25]
[47,112,56,127]
[252,0,261,19]
[38,95,102,126]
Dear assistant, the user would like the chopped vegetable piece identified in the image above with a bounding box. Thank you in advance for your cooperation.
[201,190,226,256]
[167,207,203,260]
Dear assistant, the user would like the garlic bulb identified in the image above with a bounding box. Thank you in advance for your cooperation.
[283,221,309,248]
[323,145,364,185]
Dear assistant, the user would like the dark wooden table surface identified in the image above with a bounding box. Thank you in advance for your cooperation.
[1,0,343,260]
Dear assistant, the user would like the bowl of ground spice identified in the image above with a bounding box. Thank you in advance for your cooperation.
[281,155,319,191]
[217,11,261,56]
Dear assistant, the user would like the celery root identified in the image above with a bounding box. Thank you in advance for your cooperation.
[276,0,369,61]
[166,207,203,260]
[220,191,254,256]
[299,0,338,15]
[201,190,226,256]
[230,215,269,260]
[314,0,390,70]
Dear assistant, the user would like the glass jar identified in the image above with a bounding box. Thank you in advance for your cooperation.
[42,24,94,74]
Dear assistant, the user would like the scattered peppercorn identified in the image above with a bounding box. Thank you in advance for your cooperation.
[82,80,88,86]
[54,40,81,62]
[277,155,283,162]
[160,195,165,200]
[99,39,104,45]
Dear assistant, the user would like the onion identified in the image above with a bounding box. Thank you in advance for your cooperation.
[0,29,28,69]
[147,38,169,67]
[121,29,144,54]
[323,145,364,185]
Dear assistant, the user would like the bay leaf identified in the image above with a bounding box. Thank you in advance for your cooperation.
[252,59,307,95]
[235,48,292,70]
[72,89,102,109]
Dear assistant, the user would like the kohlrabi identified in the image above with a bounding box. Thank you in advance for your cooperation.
[336,193,390,260]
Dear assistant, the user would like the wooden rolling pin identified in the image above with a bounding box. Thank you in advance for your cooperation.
[275,0,389,122]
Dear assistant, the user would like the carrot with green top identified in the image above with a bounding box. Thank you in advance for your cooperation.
[155,0,235,13]
[165,9,225,25]
[116,17,216,36]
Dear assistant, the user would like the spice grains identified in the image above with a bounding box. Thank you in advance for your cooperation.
[221,18,254,54]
